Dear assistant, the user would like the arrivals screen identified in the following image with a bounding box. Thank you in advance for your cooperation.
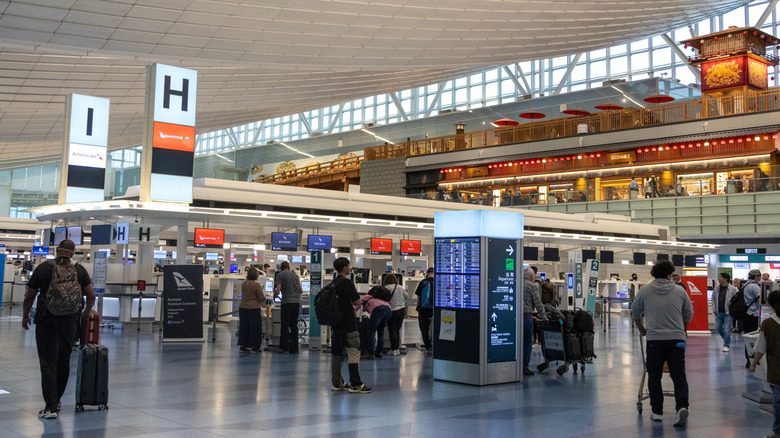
[307,234,332,251]
[400,240,422,256]
[272,232,298,251]
[194,228,224,248]
[33,245,49,255]
[370,238,393,255]
[434,237,480,309]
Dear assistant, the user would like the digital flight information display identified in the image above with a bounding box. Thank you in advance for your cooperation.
[435,237,481,309]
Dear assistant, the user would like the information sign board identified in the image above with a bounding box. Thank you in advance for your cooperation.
[486,238,517,363]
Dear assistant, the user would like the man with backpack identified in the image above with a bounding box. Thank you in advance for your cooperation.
[540,279,557,306]
[328,257,371,394]
[741,269,763,367]
[21,239,95,419]
[414,267,435,354]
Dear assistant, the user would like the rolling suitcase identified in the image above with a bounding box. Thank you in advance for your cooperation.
[75,344,109,412]
[83,310,100,345]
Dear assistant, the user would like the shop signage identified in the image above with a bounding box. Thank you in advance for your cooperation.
[747,57,769,89]
[701,57,746,92]
[60,94,110,204]
[141,63,198,203]
[486,238,517,363]
[162,265,204,342]
[681,276,709,334]
[607,151,636,164]
[466,166,489,178]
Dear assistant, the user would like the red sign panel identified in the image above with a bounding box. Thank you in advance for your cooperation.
[400,239,422,256]
[770,263,780,270]
[747,57,769,89]
[152,121,196,152]
[681,276,709,333]
[194,228,225,248]
[137,280,146,291]
[701,57,746,92]
[370,238,393,255]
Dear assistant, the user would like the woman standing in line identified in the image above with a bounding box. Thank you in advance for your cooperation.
[238,267,264,353]
[384,274,408,356]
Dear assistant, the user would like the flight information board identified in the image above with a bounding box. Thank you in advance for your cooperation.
[435,237,481,309]
[435,237,480,274]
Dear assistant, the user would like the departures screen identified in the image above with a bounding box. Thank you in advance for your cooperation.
[434,237,480,309]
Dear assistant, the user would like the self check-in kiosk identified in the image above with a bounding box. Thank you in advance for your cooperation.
[433,210,524,386]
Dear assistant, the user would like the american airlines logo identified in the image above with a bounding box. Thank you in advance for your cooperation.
[159,131,190,141]
[68,143,107,169]
[686,281,703,295]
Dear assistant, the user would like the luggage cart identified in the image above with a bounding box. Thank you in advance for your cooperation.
[536,319,578,375]
[636,333,675,414]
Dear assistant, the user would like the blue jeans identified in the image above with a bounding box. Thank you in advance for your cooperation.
[715,312,732,348]
[367,306,392,354]
[523,315,534,370]
[772,383,780,436]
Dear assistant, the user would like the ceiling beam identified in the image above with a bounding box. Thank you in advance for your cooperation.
[755,0,778,28]
[661,33,700,83]
[553,53,583,95]
[389,92,409,121]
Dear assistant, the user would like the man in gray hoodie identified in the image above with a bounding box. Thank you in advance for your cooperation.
[632,260,693,428]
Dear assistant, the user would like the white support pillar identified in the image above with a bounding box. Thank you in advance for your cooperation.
[552,53,583,95]
[389,92,409,121]
[661,34,700,83]
[755,0,779,28]
[176,225,187,264]
[425,82,446,117]
[502,66,529,96]
[327,103,345,134]
[298,113,313,136]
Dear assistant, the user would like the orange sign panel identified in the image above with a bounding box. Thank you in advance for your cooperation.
[701,57,746,92]
[152,121,196,152]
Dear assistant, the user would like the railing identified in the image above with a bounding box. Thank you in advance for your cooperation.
[253,155,363,185]
[365,87,780,161]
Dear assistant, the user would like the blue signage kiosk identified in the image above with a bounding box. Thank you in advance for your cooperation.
[433,210,524,385]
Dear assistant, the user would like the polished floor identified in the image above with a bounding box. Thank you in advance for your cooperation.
[0,308,774,438]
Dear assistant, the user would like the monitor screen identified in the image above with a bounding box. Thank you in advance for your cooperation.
[582,249,596,261]
[657,253,670,261]
[400,240,422,256]
[265,280,274,292]
[301,280,310,292]
[307,234,332,251]
[276,254,288,261]
[672,254,684,267]
[229,264,238,273]
[543,247,559,262]
[272,232,298,251]
[205,252,219,261]
[353,268,371,284]
[434,237,481,310]
[633,252,646,265]
[539,272,546,281]
[370,238,393,255]
[53,226,82,246]
[90,224,112,245]
[32,245,49,256]
[194,228,225,249]
[292,255,303,263]
[153,250,167,259]
[53,227,67,246]
[599,250,614,264]
[684,255,698,267]
[523,246,538,261]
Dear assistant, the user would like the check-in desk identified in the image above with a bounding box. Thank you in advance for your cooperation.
[100,282,160,330]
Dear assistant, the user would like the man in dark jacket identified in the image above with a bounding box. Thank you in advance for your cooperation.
[415,267,435,354]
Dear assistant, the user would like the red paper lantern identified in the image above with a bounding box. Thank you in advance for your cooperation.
[714,37,718,41]
[744,31,748,35]
[754,31,759,36]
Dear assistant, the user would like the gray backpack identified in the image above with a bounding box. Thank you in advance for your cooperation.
[43,260,83,316]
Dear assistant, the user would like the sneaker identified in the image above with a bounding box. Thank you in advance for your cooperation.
[523,368,535,376]
[374,352,383,358]
[424,348,433,355]
[38,408,58,419]
[250,348,261,354]
[239,347,251,353]
[348,384,373,394]
[331,380,348,391]
[650,412,663,422]
[392,349,400,356]
[673,408,688,427]
[722,346,730,352]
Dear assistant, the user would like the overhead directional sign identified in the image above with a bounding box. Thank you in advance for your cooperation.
[60,94,110,204]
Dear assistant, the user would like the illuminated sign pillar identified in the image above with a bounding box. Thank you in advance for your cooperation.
[59,94,110,204]
[140,63,198,203]
[433,210,524,386]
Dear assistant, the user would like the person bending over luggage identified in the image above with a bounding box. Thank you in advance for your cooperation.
[632,260,693,428]
[356,287,392,359]
[22,239,95,420]
[330,257,371,394]
[238,267,264,353]
[522,267,546,376]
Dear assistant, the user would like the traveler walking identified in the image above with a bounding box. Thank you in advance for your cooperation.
[522,267,546,376]
[632,260,693,427]
[414,267,435,354]
[329,257,371,393]
[711,272,737,352]
[748,290,780,438]
[743,269,763,367]
[238,267,264,353]
[384,274,408,356]
[629,177,639,199]
[274,261,303,354]
[21,239,96,419]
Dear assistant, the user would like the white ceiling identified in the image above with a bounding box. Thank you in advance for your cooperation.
[0,0,751,163]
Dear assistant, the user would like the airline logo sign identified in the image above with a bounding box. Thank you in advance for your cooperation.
[173,272,195,290]
[68,143,106,168]
[154,64,198,127]
[682,276,709,332]
[686,281,703,295]
[153,121,195,152]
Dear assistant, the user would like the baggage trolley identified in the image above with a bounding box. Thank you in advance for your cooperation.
[636,333,675,415]
[536,319,575,376]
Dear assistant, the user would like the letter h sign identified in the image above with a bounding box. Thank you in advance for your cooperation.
[153,64,197,128]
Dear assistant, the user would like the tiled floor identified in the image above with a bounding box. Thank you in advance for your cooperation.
[0,309,775,437]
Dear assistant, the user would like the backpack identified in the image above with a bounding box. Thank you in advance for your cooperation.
[573,309,594,333]
[541,281,557,305]
[729,287,758,320]
[314,277,343,326]
[418,279,433,309]
[368,285,393,302]
[43,260,83,316]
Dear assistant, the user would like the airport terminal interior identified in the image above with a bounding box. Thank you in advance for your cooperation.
[1,1,780,437]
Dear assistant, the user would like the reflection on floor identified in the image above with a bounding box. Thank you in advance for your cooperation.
[0,310,774,437]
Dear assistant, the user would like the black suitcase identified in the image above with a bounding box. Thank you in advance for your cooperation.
[579,331,596,362]
[75,344,109,412]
